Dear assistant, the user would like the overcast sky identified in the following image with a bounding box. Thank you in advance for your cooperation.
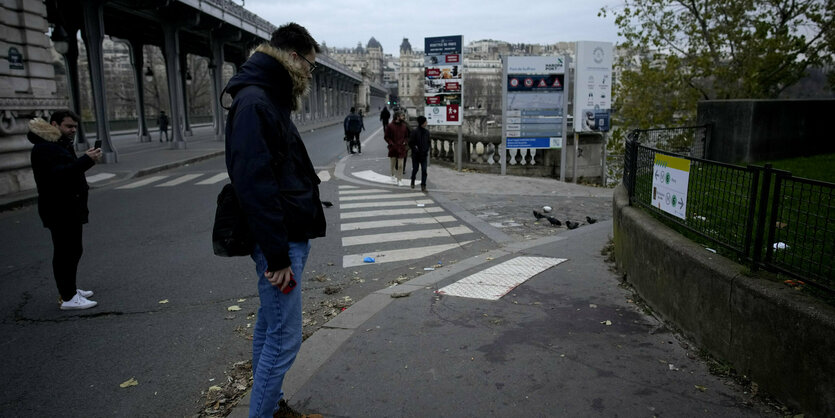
[241,0,622,56]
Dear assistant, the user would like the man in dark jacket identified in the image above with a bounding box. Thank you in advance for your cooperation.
[409,115,431,191]
[380,105,390,128]
[343,107,364,154]
[157,110,169,142]
[29,109,102,310]
[223,22,325,418]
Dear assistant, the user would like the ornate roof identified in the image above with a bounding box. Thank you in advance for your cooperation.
[367,37,382,50]
[400,38,412,54]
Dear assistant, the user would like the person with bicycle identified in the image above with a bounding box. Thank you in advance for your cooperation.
[343,107,364,154]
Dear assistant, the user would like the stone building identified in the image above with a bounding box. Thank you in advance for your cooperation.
[0,0,65,195]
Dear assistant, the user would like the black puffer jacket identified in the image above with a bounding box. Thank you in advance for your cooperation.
[28,118,94,228]
[224,44,326,271]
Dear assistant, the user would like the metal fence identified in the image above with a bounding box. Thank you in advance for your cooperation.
[624,137,835,293]
[629,125,710,158]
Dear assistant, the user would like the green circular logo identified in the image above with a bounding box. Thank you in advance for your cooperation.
[665,173,671,184]
[672,195,677,207]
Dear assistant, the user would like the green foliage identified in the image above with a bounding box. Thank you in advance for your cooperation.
[601,0,835,127]
[755,153,835,183]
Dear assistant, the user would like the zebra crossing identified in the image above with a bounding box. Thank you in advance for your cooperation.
[338,185,477,268]
[102,170,331,189]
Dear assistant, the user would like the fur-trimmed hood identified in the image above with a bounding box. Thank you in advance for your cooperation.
[27,118,62,144]
[224,43,311,111]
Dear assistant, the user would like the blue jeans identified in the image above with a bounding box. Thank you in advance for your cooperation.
[249,241,310,418]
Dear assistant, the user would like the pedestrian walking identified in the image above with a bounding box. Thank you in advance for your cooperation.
[157,111,169,142]
[223,22,326,418]
[28,109,102,310]
[384,111,409,186]
[409,115,431,192]
[343,107,364,154]
[380,105,390,128]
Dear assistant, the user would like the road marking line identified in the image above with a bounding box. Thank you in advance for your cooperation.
[340,207,445,220]
[351,169,410,187]
[195,172,229,185]
[343,226,472,246]
[338,185,359,189]
[338,189,391,195]
[155,174,203,187]
[343,241,474,267]
[340,199,434,210]
[340,192,426,202]
[318,170,331,182]
[437,256,567,300]
[116,175,168,189]
[341,215,457,231]
[86,173,116,183]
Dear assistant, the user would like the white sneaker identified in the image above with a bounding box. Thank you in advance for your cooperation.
[60,293,98,310]
[397,180,404,186]
[77,289,94,298]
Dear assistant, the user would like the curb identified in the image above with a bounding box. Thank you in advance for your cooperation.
[132,150,226,179]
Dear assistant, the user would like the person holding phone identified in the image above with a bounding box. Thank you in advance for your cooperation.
[223,23,326,418]
[28,109,102,310]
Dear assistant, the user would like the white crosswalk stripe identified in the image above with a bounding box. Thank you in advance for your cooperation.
[155,174,203,187]
[195,173,228,185]
[338,187,478,267]
[116,175,169,189]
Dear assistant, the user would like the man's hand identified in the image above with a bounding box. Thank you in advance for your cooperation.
[85,147,103,162]
[265,266,294,291]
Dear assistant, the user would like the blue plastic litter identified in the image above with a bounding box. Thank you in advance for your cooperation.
[363,257,375,263]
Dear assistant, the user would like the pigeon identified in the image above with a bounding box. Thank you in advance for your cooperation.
[545,216,561,226]
[565,220,580,230]
[586,216,597,224]
[533,210,545,220]
[322,201,333,208]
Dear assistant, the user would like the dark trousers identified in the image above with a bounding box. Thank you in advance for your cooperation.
[347,132,361,153]
[411,153,428,185]
[49,223,84,301]
[160,128,169,142]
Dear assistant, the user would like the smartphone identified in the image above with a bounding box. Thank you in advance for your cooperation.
[94,140,102,149]
[282,274,297,294]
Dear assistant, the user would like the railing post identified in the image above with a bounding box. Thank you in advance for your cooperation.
[751,164,773,270]
[743,167,760,263]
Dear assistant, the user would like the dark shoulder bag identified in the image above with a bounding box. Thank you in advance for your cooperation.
[212,183,254,257]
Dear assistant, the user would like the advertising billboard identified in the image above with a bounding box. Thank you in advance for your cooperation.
[424,35,463,126]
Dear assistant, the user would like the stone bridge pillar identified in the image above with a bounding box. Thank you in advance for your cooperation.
[80,0,116,162]
[0,0,67,195]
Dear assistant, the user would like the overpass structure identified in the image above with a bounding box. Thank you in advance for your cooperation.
[0,0,387,196]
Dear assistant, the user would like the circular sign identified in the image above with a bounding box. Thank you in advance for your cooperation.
[509,78,519,87]
[524,78,533,87]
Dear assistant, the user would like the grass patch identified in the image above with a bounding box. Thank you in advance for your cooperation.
[753,153,835,183]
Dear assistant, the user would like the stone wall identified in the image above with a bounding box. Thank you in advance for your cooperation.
[0,0,67,195]
[613,185,835,417]
[698,99,835,163]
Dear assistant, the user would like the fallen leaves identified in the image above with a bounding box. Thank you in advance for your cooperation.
[158,299,169,304]
[600,320,612,326]
[227,305,241,312]
[120,377,138,388]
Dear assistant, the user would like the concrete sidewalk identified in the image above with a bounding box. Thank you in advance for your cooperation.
[231,220,772,417]
[227,146,773,416]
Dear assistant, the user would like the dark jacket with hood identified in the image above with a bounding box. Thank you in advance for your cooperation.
[28,118,95,228]
[409,125,431,157]
[224,43,326,271]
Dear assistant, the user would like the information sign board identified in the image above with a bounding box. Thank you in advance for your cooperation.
[503,56,566,149]
[573,41,613,132]
[651,154,690,219]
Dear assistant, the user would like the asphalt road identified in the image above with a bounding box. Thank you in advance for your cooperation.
[0,119,500,416]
